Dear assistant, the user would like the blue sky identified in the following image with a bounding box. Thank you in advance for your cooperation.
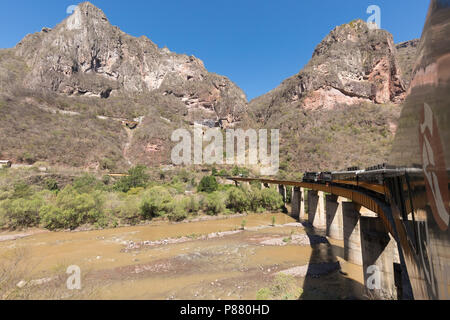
[0,0,429,100]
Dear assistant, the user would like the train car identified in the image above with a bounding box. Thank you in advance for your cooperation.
[331,168,363,184]
[319,171,333,183]
[303,172,333,184]
[382,0,450,300]
[303,172,320,183]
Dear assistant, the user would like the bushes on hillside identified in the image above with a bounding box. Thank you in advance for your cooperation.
[167,200,188,222]
[39,186,104,230]
[114,165,149,192]
[72,174,103,193]
[0,168,287,231]
[260,188,284,211]
[197,176,219,193]
[44,178,59,192]
[247,188,264,212]
[0,195,44,229]
[225,186,284,213]
[202,192,226,216]
[140,186,173,220]
[226,187,250,213]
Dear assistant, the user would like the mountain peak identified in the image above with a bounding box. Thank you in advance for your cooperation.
[66,2,110,31]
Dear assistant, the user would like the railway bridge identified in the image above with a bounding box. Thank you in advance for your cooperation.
[228,176,408,300]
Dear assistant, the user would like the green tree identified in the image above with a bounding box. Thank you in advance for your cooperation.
[12,182,33,199]
[45,178,59,192]
[140,186,173,220]
[203,192,226,216]
[260,188,284,211]
[39,186,104,230]
[114,165,149,192]
[73,174,102,193]
[197,176,219,193]
[226,187,250,213]
[0,195,44,229]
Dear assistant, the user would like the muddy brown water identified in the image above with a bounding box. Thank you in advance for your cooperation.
[0,213,365,300]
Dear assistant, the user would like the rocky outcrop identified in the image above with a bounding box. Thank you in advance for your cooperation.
[13,2,246,125]
[249,19,407,122]
[395,39,420,89]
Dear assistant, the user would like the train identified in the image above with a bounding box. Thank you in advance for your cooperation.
[301,0,450,300]
[302,163,402,190]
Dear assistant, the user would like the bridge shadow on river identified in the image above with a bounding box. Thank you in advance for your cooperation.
[297,219,367,300]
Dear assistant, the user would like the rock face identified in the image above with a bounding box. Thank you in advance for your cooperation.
[0,5,418,172]
[14,2,246,126]
[249,20,406,123]
[395,39,420,89]
[244,19,409,173]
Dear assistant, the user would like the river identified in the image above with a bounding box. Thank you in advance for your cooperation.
[0,213,365,300]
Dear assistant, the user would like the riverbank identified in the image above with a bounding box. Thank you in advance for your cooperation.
[0,213,365,300]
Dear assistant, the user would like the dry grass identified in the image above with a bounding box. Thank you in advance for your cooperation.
[0,248,100,300]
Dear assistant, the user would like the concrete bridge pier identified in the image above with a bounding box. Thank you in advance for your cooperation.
[325,195,344,240]
[308,190,326,230]
[291,187,302,220]
[299,188,306,221]
[360,216,398,300]
[278,185,287,204]
[241,181,251,188]
[291,187,306,221]
[343,202,363,265]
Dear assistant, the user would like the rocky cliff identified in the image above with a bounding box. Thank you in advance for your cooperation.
[249,20,407,124]
[395,39,420,89]
[0,4,418,173]
[245,19,412,175]
[12,2,247,126]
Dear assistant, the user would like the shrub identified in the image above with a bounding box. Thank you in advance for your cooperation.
[231,166,240,176]
[202,192,226,216]
[39,186,104,230]
[0,195,44,229]
[250,180,262,190]
[180,195,201,214]
[12,182,33,199]
[260,188,284,211]
[231,166,250,177]
[114,165,149,192]
[218,169,229,177]
[140,186,172,220]
[45,178,59,192]
[167,201,188,222]
[177,169,191,183]
[247,188,263,212]
[226,187,250,213]
[72,174,103,193]
[127,187,145,195]
[39,205,67,230]
[101,175,112,185]
[106,194,141,225]
[100,158,116,171]
[197,176,219,193]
